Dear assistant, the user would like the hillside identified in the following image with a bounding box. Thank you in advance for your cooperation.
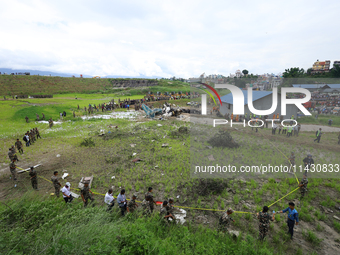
[0,75,193,96]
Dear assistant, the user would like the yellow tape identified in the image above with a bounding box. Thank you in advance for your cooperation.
[268,187,300,208]
[257,129,300,184]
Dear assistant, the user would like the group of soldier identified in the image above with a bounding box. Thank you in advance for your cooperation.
[219,173,307,241]
[8,127,41,185]
[50,173,177,223]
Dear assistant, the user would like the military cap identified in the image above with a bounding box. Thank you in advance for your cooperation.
[133,194,138,198]
[168,197,174,201]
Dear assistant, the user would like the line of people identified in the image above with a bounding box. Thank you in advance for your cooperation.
[8,127,41,184]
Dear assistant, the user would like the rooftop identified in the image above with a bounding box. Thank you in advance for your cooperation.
[220,90,273,105]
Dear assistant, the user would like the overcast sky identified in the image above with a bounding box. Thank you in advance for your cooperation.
[0,0,339,78]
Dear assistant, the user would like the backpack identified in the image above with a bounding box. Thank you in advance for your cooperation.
[23,136,27,142]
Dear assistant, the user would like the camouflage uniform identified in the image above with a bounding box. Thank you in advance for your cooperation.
[51,175,61,197]
[145,192,155,212]
[29,169,38,189]
[25,116,29,123]
[258,212,273,240]
[15,140,23,154]
[300,177,308,198]
[35,128,41,139]
[141,199,151,216]
[8,149,14,161]
[81,185,95,207]
[160,207,169,223]
[9,162,17,180]
[218,212,233,232]
[127,198,138,213]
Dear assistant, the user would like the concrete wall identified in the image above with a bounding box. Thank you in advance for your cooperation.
[220,94,299,118]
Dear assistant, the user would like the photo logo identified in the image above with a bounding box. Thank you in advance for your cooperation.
[200,83,312,116]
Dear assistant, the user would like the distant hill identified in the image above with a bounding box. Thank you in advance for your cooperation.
[0,68,163,79]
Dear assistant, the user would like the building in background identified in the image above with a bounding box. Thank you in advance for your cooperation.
[312,60,331,74]
[333,61,340,68]
[219,90,299,118]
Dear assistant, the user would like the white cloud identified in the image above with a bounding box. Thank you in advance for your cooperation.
[0,0,339,77]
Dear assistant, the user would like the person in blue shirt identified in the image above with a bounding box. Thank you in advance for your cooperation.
[277,202,299,239]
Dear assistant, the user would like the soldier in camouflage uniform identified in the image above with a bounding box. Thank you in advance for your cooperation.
[51,171,61,197]
[160,201,175,223]
[81,181,95,207]
[145,187,156,213]
[142,195,152,216]
[15,139,23,154]
[167,198,176,221]
[299,174,308,198]
[218,208,235,232]
[36,113,40,121]
[35,128,41,139]
[29,166,38,190]
[49,118,53,128]
[25,116,29,123]
[42,112,45,120]
[127,194,138,213]
[8,147,19,162]
[9,159,17,181]
[257,206,274,240]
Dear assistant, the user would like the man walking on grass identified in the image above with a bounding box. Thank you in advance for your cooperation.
[314,128,323,143]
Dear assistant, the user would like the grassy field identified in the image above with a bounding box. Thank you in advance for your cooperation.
[1,82,340,254]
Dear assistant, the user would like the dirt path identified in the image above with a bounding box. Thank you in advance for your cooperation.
[187,116,340,132]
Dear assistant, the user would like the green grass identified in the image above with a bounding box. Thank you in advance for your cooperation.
[0,195,275,255]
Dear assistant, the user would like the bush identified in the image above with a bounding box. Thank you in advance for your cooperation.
[208,129,239,148]
[80,137,95,147]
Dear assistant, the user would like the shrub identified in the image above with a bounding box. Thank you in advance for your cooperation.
[80,137,95,147]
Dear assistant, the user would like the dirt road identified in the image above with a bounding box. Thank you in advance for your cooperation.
[186,115,340,132]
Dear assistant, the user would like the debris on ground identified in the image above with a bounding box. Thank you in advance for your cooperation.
[62,173,69,179]
[208,155,215,161]
[228,188,236,194]
[17,164,42,174]
[132,158,143,163]
[229,230,240,237]
[162,143,169,147]
[130,144,136,148]
[56,154,60,157]
[78,176,93,189]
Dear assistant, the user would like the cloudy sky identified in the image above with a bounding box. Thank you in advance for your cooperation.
[0,0,339,78]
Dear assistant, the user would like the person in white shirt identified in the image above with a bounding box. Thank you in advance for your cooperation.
[62,182,73,203]
[117,189,127,216]
[272,123,277,135]
[104,189,115,211]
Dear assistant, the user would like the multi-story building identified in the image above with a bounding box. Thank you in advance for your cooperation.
[312,60,331,74]
[334,61,340,68]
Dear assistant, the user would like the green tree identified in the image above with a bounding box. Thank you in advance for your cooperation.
[282,67,305,78]
[242,69,249,76]
[331,64,340,78]
[307,68,313,76]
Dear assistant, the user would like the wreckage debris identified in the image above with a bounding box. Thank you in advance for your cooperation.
[132,158,143,163]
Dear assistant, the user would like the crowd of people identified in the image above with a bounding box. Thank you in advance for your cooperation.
[8,127,41,183]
